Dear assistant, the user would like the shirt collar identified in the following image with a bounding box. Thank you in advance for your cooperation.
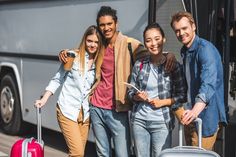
[85,51,96,69]
[85,51,89,58]
[181,35,199,56]
[187,35,199,52]
[145,55,166,66]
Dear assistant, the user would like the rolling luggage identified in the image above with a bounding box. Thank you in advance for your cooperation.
[158,118,220,157]
[10,107,44,157]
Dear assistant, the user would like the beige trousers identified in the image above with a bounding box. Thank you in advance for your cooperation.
[184,123,218,150]
[56,106,90,157]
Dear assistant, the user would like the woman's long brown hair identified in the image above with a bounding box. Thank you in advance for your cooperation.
[76,25,104,75]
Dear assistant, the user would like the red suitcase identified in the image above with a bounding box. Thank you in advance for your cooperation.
[10,107,44,157]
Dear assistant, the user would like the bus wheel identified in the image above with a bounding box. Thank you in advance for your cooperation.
[0,73,24,135]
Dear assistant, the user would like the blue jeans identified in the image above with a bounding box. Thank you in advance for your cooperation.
[90,105,131,157]
[131,117,171,157]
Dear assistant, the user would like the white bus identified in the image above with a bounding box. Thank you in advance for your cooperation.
[0,0,235,156]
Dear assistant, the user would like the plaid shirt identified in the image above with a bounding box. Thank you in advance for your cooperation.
[128,56,187,129]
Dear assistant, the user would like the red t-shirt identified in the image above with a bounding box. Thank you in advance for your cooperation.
[90,47,115,109]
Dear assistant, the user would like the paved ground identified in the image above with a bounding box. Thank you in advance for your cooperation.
[0,129,67,157]
[0,126,97,157]
[0,97,235,157]
[0,151,7,157]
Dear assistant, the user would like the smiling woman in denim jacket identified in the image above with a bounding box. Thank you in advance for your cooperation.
[34,25,104,157]
[127,23,187,157]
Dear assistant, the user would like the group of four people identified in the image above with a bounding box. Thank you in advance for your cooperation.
[35,5,227,157]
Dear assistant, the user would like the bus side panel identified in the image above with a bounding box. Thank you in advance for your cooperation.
[0,0,148,135]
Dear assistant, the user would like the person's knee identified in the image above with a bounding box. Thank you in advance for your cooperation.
[67,139,85,157]
[202,135,217,150]
[68,148,85,157]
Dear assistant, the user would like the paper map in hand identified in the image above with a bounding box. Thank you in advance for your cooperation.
[123,82,141,92]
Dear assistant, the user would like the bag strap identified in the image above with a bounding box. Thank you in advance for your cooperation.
[139,59,144,71]
[127,38,134,66]
[127,37,144,71]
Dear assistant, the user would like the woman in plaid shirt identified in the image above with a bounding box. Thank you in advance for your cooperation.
[127,23,187,157]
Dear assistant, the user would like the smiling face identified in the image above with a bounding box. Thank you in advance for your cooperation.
[172,17,196,48]
[98,15,117,41]
[144,28,165,55]
[85,33,99,54]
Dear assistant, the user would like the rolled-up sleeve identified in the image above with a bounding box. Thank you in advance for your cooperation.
[45,64,67,94]
[196,45,219,104]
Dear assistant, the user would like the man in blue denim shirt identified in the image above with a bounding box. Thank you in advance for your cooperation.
[170,11,227,150]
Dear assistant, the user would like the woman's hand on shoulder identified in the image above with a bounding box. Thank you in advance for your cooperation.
[165,52,176,72]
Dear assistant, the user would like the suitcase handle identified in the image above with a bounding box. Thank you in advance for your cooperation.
[179,118,202,148]
[22,138,35,157]
[36,107,42,144]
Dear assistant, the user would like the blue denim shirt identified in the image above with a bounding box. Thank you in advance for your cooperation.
[181,35,227,136]
[128,56,187,130]
[46,53,95,122]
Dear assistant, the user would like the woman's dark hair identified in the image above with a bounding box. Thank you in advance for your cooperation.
[96,6,118,26]
[143,22,165,40]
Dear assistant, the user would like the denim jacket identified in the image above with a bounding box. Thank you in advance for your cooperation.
[181,35,227,136]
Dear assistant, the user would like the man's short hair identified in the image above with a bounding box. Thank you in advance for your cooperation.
[170,11,195,28]
[96,6,118,26]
